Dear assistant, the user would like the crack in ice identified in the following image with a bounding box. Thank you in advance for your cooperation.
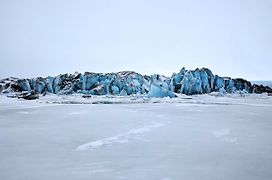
[76,122,164,151]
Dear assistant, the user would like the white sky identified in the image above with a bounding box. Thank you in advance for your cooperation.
[0,0,272,80]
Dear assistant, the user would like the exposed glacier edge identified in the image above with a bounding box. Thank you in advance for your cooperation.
[0,67,271,98]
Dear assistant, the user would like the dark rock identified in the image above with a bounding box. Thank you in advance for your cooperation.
[143,75,151,81]
[82,94,92,98]
[4,82,10,89]
[18,91,39,100]
[252,84,272,94]
[9,81,21,92]
[59,83,74,95]
[233,78,252,92]
[91,84,108,95]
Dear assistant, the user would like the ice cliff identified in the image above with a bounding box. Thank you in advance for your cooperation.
[1,68,271,98]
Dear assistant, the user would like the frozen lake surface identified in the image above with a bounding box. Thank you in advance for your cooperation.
[0,94,272,180]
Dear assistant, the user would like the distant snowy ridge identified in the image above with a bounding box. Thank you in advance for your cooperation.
[251,81,272,88]
[1,68,272,98]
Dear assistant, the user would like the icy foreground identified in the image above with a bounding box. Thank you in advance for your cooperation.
[1,68,272,99]
[1,95,272,180]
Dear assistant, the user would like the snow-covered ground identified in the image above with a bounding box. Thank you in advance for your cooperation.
[0,94,272,180]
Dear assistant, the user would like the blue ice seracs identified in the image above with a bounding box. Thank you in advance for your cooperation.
[1,67,270,98]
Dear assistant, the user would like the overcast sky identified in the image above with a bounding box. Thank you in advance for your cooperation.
[0,0,271,80]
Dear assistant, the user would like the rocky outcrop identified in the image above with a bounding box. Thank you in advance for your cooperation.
[233,78,252,93]
[252,84,272,94]
[1,68,271,98]
[18,91,39,100]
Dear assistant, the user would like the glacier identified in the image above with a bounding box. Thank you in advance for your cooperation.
[148,84,177,98]
[0,68,272,99]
